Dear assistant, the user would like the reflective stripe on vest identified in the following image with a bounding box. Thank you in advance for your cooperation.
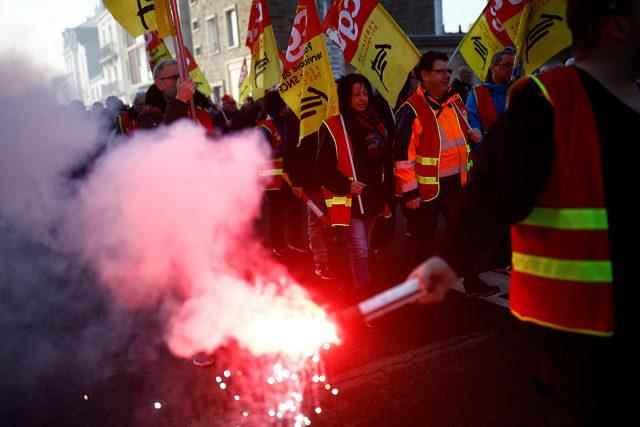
[416,155,438,166]
[262,157,285,191]
[258,118,285,190]
[512,253,613,283]
[321,115,355,227]
[509,67,614,337]
[325,196,353,208]
[521,208,608,230]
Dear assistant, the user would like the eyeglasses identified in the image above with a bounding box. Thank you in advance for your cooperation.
[158,74,180,80]
[430,68,453,74]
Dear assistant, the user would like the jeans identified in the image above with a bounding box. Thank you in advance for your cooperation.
[347,217,375,291]
[308,207,329,268]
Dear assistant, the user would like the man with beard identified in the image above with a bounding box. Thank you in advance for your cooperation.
[412,0,639,424]
[144,59,215,134]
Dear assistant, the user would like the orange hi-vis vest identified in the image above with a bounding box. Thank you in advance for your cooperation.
[474,85,498,133]
[321,115,356,227]
[509,66,614,337]
[257,118,285,191]
[395,89,472,202]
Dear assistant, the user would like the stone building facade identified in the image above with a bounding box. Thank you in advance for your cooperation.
[187,0,463,103]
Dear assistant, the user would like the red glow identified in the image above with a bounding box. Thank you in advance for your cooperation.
[244,298,339,360]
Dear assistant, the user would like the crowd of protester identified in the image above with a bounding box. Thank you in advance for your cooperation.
[55,0,640,424]
[64,49,532,307]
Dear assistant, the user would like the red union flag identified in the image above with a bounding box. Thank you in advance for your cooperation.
[484,0,529,45]
[281,0,325,71]
[279,0,338,140]
[323,0,420,107]
[246,0,281,99]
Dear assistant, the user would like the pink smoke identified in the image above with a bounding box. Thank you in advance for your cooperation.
[76,121,337,359]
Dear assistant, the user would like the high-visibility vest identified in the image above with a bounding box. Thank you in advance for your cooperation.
[509,66,614,337]
[396,89,471,202]
[257,118,285,191]
[473,85,498,133]
[321,115,355,227]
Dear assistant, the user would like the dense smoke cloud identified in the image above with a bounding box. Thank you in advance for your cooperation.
[0,53,330,426]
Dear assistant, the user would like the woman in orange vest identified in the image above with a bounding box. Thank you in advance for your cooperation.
[316,74,394,296]
[412,0,639,423]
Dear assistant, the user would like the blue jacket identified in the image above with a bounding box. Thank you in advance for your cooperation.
[466,83,509,135]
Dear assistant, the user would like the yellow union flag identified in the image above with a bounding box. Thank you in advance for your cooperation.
[459,1,527,80]
[280,0,338,141]
[104,0,175,38]
[239,58,252,102]
[516,0,572,74]
[246,0,282,100]
[323,0,420,107]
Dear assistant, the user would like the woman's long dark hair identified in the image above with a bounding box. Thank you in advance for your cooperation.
[337,73,374,116]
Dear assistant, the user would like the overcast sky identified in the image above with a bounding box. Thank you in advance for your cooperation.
[0,0,487,73]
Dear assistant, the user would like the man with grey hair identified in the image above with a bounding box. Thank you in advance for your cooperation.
[144,59,215,132]
[466,47,515,137]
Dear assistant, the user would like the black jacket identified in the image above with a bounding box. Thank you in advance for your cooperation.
[144,84,212,125]
[316,112,394,217]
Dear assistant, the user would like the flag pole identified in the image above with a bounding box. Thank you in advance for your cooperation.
[168,0,197,120]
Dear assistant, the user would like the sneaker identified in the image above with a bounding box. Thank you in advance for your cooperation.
[492,266,512,276]
[466,285,501,298]
[192,352,215,367]
[287,243,309,254]
[313,265,335,280]
[464,277,501,298]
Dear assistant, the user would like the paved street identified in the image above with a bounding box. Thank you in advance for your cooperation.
[3,221,540,427]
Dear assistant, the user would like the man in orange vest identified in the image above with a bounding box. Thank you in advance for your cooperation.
[412,0,639,423]
[467,47,515,137]
[394,51,497,297]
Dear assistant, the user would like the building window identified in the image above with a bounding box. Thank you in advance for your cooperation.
[225,6,239,48]
[140,48,152,81]
[211,81,224,104]
[129,49,141,84]
[195,45,202,56]
[192,19,200,32]
[206,16,220,54]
